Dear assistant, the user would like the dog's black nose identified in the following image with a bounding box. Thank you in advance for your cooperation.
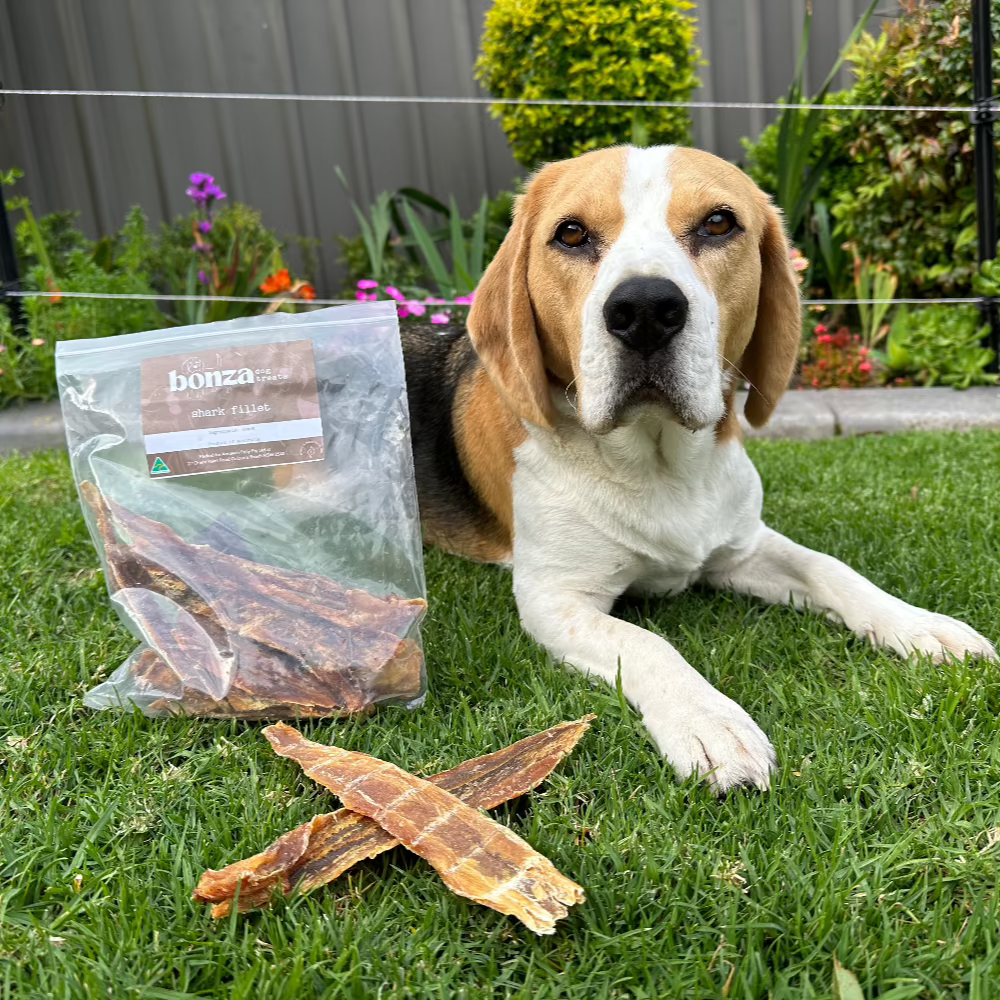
[603,277,689,356]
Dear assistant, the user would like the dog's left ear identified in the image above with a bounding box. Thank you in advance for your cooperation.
[467,193,557,429]
[739,201,802,428]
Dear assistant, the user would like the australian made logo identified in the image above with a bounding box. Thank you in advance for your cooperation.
[150,457,170,475]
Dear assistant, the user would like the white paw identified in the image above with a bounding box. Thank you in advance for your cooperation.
[643,684,775,795]
[867,602,998,664]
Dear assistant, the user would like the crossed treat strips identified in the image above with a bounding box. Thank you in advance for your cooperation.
[193,717,593,934]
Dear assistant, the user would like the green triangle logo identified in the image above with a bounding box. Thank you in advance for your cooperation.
[150,457,170,475]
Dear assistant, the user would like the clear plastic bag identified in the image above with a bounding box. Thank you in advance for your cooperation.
[56,302,426,718]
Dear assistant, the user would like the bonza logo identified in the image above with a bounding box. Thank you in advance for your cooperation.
[167,368,254,391]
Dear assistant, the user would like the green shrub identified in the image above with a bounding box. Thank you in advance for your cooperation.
[745,0,1000,298]
[476,0,699,168]
[338,186,514,297]
[887,305,996,387]
[154,202,287,326]
[0,170,306,408]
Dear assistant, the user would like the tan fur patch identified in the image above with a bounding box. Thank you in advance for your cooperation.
[450,366,527,561]
[666,148,801,429]
[523,148,629,387]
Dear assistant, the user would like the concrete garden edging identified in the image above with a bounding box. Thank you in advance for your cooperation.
[0,388,998,456]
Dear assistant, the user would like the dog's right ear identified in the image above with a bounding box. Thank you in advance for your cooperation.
[467,196,556,429]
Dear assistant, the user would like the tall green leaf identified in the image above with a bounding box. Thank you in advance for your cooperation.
[401,200,453,295]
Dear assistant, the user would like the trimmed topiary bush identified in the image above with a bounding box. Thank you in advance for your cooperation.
[476,0,700,169]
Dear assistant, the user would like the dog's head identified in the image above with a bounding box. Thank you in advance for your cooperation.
[467,145,801,434]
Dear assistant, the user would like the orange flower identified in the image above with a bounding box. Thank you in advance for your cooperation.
[260,269,292,295]
[295,283,317,301]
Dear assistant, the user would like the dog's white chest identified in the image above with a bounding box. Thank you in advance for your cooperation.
[512,416,763,597]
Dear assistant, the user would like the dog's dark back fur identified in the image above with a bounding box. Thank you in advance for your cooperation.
[401,324,504,551]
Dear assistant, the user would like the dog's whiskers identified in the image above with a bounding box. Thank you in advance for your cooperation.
[717,353,771,408]
[563,377,579,414]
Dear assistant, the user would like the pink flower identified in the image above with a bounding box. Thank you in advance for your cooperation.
[817,334,832,344]
[31,338,45,347]
[424,297,446,305]
[356,290,378,302]
[814,324,828,335]
[859,361,872,373]
[385,286,405,302]
[454,294,475,305]
[0,345,6,354]
[430,312,450,325]
[356,279,378,290]
[397,305,410,319]
[406,301,427,316]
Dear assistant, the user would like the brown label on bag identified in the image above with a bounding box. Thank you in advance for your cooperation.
[140,340,324,478]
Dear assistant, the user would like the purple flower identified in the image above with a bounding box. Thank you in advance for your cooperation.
[204,182,227,202]
[198,220,212,234]
[189,172,215,188]
[357,279,378,290]
[198,269,209,285]
[186,187,210,204]
[430,312,450,325]
[406,301,427,317]
[385,285,405,302]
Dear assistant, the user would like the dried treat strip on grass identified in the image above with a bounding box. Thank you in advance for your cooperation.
[194,716,593,917]
[195,718,592,933]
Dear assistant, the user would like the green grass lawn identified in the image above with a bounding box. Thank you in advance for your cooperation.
[2,431,1000,1000]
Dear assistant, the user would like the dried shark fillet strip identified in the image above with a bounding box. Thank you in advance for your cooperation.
[193,716,594,917]
[135,637,423,719]
[101,492,425,703]
[262,723,586,935]
[98,488,424,637]
[79,482,426,717]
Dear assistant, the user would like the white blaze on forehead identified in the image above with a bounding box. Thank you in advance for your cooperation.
[576,145,724,432]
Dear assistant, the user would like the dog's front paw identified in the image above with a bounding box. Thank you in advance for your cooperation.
[867,602,998,664]
[643,685,775,794]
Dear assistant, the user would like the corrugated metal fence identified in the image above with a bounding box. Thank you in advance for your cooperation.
[0,0,887,292]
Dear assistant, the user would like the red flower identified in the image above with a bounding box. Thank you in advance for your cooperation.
[814,323,828,335]
[260,269,292,295]
[859,361,872,373]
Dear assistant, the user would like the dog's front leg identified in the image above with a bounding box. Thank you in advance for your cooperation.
[708,526,997,662]
[514,574,776,793]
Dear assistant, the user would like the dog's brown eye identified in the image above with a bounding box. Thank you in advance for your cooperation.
[698,210,737,238]
[555,220,589,248]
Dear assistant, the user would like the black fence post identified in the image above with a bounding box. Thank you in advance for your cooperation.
[972,0,999,370]
[0,182,24,333]
[0,82,25,333]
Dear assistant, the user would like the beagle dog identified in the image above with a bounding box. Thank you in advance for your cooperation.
[401,145,997,793]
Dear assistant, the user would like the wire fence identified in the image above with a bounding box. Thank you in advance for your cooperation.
[0,77,997,322]
[0,88,977,115]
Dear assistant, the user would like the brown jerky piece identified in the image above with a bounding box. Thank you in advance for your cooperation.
[193,716,594,916]
[133,638,423,719]
[261,724,586,934]
[80,483,425,716]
